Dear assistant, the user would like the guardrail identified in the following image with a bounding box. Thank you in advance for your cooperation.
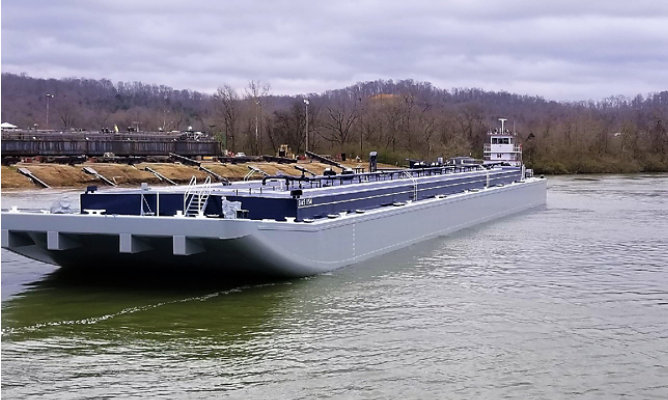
[483,144,522,153]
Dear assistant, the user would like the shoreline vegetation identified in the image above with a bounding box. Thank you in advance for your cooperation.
[2,73,667,178]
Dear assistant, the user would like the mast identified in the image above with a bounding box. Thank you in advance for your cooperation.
[499,118,507,133]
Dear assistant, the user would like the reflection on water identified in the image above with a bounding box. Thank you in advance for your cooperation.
[2,175,668,398]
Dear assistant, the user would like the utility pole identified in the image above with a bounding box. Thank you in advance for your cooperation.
[304,98,310,153]
[359,96,363,156]
[255,100,260,154]
[45,93,54,129]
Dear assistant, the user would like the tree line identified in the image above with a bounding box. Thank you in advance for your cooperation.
[2,72,667,173]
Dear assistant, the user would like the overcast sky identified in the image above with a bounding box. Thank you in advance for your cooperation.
[2,0,667,101]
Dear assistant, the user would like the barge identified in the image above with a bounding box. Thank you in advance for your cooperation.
[1,122,547,278]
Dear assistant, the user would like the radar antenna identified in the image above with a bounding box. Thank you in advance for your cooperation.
[499,118,507,133]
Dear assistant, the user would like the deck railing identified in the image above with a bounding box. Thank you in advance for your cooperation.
[483,144,522,153]
[261,164,489,192]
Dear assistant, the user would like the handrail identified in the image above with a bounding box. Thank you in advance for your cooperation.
[244,165,269,181]
[183,176,197,213]
[483,144,522,153]
[402,170,418,201]
[262,175,311,186]
[258,165,484,190]
[198,176,212,215]
[184,176,212,216]
[140,193,153,216]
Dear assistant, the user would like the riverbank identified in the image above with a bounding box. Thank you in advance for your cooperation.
[0,161,372,190]
[529,157,668,175]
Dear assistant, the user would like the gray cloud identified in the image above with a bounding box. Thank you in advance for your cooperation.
[2,0,667,101]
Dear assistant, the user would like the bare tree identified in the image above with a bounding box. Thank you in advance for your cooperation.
[56,101,79,129]
[244,80,271,154]
[270,100,305,153]
[456,103,484,156]
[320,94,361,152]
[214,85,240,151]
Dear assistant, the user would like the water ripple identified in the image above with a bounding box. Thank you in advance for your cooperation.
[2,174,668,398]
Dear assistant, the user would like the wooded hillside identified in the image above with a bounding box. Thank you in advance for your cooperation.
[2,73,667,173]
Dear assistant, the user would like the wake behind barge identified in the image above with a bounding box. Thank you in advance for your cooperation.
[2,125,546,278]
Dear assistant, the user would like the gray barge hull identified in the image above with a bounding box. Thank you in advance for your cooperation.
[2,178,546,278]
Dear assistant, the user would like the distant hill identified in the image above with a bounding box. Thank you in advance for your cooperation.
[2,73,667,173]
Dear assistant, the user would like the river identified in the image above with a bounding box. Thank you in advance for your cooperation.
[2,174,667,399]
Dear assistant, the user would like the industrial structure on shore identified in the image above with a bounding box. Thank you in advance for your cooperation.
[1,128,222,162]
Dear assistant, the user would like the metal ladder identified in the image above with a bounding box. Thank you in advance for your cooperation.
[183,176,212,217]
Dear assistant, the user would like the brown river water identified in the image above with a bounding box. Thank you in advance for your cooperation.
[2,174,667,398]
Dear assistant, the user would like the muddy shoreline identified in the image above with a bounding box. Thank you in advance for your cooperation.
[1,161,371,190]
